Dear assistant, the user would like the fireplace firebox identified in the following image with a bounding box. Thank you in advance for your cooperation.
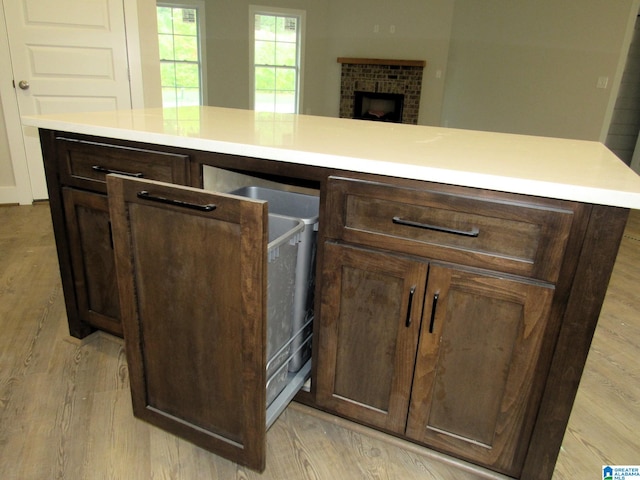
[354,91,404,123]
[338,58,426,125]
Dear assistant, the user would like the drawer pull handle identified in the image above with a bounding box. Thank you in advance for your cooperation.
[405,285,417,327]
[137,191,217,212]
[92,165,144,178]
[429,293,439,333]
[392,216,479,237]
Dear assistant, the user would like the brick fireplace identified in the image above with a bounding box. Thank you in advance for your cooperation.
[338,58,426,125]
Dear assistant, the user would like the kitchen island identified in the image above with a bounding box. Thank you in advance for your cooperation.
[24,106,640,479]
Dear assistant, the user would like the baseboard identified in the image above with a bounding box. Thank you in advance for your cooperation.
[0,185,33,205]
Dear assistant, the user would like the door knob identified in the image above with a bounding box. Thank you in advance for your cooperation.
[18,80,30,90]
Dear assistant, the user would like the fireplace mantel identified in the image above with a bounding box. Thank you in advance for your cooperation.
[337,57,426,68]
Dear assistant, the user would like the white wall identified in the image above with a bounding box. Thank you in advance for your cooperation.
[128,0,163,108]
[442,0,639,141]
[0,97,14,188]
[200,0,636,140]
[0,5,15,192]
[202,0,453,126]
[322,0,454,126]
[204,0,331,114]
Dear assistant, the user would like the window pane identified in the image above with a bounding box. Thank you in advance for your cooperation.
[162,87,177,108]
[160,63,176,87]
[255,91,275,112]
[174,35,198,62]
[255,40,275,65]
[176,87,200,107]
[173,8,197,35]
[275,42,297,67]
[175,64,199,88]
[276,16,297,41]
[275,68,295,91]
[255,67,275,90]
[158,34,175,61]
[157,7,173,34]
[253,11,300,114]
[255,14,276,40]
[275,91,295,113]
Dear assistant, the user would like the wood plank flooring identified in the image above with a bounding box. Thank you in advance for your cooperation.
[1,203,638,479]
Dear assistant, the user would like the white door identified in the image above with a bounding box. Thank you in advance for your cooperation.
[3,0,132,200]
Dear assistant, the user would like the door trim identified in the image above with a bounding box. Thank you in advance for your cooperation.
[0,3,32,205]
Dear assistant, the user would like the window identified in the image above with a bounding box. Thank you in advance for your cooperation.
[157,3,205,108]
[250,7,305,113]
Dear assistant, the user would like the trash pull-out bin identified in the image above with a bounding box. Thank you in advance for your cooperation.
[230,186,319,375]
[265,214,304,406]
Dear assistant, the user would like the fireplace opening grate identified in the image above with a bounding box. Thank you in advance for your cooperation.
[353,91,404,123]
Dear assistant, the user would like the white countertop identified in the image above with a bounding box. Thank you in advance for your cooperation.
[23,106,640,209]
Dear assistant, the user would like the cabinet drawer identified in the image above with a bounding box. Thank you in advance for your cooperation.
[56,136,189,192]
[325,177,576,282]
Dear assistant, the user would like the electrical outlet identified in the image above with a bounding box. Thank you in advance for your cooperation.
[389,25,396,34]
[374,24,379,33]
[597,76,609,89]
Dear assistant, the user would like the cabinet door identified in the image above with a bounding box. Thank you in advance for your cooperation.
[315,242,428,434]
[405,265,554,477]
[107,175,268,471]
[62,187,122,336]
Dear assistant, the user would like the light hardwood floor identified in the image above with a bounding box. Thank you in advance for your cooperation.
[1,203,638,479]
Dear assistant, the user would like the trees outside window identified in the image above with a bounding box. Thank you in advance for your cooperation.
[157,4,204,108]
[251,8,305,113]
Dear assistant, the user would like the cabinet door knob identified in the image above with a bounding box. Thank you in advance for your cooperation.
[428,293,439,333]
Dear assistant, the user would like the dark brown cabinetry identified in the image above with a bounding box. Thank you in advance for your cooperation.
[405,266,554,476]
[42,132,189,336]
[41,131,319,472]
[316,244,555,476]
[323,176,575,282]
[61,187,121,335]
[316,176,583,477]
[39,130,630,479]
[316,243,427,434]
[108,175,269,471]
[316,248,554,475]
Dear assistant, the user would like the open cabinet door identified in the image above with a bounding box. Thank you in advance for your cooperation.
[107,175,268,471]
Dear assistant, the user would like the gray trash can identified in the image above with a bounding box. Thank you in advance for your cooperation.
[230,186,319,374]
[264,213,304,406]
